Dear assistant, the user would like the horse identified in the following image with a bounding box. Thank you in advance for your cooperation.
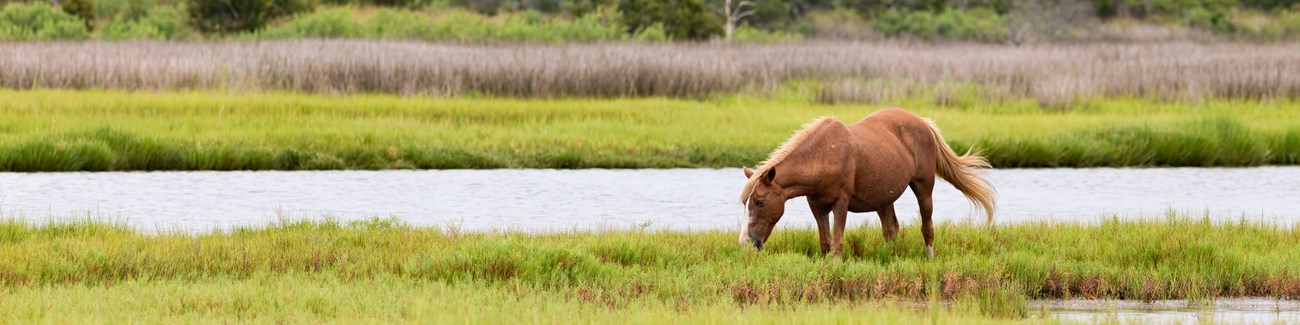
[738,108,996,258]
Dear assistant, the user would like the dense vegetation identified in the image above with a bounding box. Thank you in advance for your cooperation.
[1,89,1297,171]
[3,41,1295,100]
[0,213,1297,321]
[0,0,1297,42]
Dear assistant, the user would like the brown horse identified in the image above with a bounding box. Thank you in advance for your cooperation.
[739,108,996,258]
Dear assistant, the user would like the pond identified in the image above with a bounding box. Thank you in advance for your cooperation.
[1,167,1296,232]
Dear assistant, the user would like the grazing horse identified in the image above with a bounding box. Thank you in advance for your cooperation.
[739,108,996,258]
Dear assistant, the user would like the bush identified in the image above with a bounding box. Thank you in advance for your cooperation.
[188,0,317,33]
[732,23,801,42]
[257,6,360,38]
[95,0,157,21]
[0,2,89,40]
[255,7,627,42]
[61,0,95,29]
[1186,7,1237,33]
[618,0,722,40]
[935,8,1008,42]
[874,9,936,38]
[99,5,193,40]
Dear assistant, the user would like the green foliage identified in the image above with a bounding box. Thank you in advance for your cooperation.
[563,0,616,16]
[254,7,626,41]
[618,0,722,40]
[257,6,358,38]
[321,0,423,7]
[60,0,96,28]
[732,23,801,42]
[874,8,1008,41]
[187,0,316,33]
[95,0,157,20]
[874,9,937,38]
[935,8,1006,41]
[1185,7,1237,33]
[99,5,192,40]
[0,2,89,40]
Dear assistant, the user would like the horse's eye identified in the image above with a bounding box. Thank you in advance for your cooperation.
[755,200,765,207]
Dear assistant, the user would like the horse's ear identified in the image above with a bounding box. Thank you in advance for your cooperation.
[762,167,776,183]
[743,166,754,178]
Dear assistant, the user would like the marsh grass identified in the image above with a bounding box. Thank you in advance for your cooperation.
[0,212,1296,321]
[0,41,1296,102]
[0,89,1298,171]
[0,275,1041,324]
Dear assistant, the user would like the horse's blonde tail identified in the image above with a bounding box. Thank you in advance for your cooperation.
[924,119,997,223]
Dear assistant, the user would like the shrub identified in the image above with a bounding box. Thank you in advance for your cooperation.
[732,23,801,43]
[935,8,1008,42]
[61,0,95,29]
[99,5,192,40]
[1186,7,1237,33]
[362,7,435,39]
[257,6,360,38]
[873,9,938,39]
[0,2,89,40]
[95,0,156,20]
[618,0,722,40]
[187,0,317,33]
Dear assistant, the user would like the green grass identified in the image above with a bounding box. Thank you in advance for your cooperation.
[0,212,1297,322]
[0,275,1039,324]
[1,89,1298,171]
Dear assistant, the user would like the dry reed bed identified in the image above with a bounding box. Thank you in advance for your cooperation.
[2,40,1297,100]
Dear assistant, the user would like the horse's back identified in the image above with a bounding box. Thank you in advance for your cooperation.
[849,108,937,158]
[834,108,938,212]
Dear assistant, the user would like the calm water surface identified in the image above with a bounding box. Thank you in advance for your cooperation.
[0,167,1296,232]
[1028,298,1300,324]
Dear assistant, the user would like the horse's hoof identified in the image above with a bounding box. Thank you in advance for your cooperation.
[925,246,935,258]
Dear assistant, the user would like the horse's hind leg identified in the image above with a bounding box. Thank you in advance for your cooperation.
[910,179,936,258]
[877,204,899,242]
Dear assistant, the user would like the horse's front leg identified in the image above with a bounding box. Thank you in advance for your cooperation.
[829,199,850,258]
[808,198,831,255]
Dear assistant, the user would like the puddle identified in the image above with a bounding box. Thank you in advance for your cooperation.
[1030,298,1300,324]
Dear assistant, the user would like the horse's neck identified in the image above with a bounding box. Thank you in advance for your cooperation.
[773,162,816,200]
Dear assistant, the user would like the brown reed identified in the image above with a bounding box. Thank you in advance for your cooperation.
[1,40,1296,101]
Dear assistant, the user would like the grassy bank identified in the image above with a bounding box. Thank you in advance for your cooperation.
[0,276,1035,323]
[1,89,1299,171]
[0,213,1297,322]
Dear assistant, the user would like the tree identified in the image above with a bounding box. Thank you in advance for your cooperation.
[619,0,722,40]
[723,0,754,40]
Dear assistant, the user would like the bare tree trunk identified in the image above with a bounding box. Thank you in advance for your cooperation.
[725,0,736,40]
[724,0,755,41]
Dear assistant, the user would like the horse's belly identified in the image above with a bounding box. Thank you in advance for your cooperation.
[847,184,909,213]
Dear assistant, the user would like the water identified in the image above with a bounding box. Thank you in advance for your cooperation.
[1028,298,1300,324]
[0,167,1297,232]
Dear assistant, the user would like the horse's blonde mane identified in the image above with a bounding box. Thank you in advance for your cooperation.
[740,117,836,204]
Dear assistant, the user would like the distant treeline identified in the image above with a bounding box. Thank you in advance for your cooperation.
[0,0,1297,42]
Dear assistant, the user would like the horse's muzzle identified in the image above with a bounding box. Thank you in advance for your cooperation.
[751,238,764,251]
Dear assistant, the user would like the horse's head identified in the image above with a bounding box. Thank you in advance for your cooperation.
[740,166,786,251]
